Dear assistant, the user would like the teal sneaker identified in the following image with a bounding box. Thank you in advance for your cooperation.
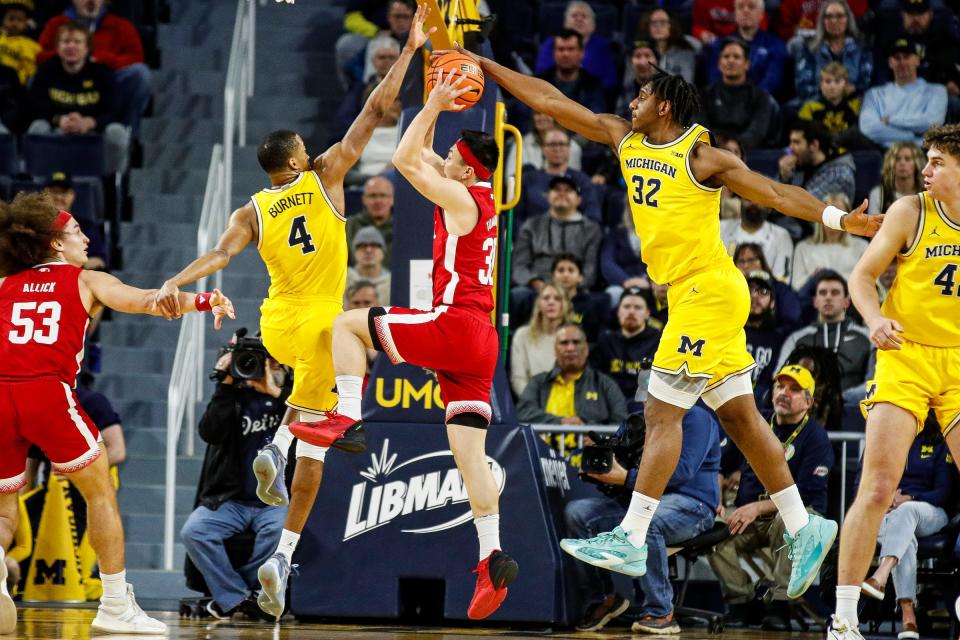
[784,514,838,599]
[559,526,648,577]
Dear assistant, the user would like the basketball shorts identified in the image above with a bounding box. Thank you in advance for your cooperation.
[862,339,960,435]
[260,296,342,414]
[651,266,755,407]
[0,379,102,492]
[369,305,499,425]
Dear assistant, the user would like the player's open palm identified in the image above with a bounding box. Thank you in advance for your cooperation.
[427,69,470,112]
[209,288,236,330]
[406,2,435,51]
[842,199,883,238]
[867,315,904,351]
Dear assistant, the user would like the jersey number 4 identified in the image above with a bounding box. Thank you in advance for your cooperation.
[934,263,960,296]
[8,301,61,345]
[631,175,661,208]
[288,215,317,254]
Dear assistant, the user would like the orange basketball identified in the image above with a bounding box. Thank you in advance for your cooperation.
[426,52,484,109]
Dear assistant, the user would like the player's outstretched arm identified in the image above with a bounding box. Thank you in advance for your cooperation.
[703,144,883,238]
[850,196,919,351]
[83,271,235,329]
[156,205,255,320]
[317,3,435,183]
[448,44,630,148]
[393,69,478,232]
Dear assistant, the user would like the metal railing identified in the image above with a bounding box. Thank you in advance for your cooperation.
[163,0,256,570]
[530,424,865,525]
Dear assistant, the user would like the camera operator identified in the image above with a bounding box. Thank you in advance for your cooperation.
[180,332,292,620]
[562,381,721,633]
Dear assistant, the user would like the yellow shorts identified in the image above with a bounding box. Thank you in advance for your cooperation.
[652,266,755,388]
[260,296,342,414]
[861,339,960,435]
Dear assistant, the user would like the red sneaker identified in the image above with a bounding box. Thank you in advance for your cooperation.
[467,550,518,620]
[288,412,366,453]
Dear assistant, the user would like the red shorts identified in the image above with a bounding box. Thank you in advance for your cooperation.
[371,305,499,424]
[0,378,101,492]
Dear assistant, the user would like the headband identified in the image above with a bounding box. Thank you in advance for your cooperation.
[455,139,492,180]
[52,210,73,231]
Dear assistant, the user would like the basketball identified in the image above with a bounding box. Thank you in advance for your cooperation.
[426,52,484,108]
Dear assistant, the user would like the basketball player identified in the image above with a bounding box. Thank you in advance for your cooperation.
[447,54,884,600]
[828,126,960,638]
[287,70,518,619]
[152,3,433,619]
[0,194,234,635]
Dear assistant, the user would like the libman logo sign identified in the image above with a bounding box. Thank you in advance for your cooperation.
[344,439,506,541]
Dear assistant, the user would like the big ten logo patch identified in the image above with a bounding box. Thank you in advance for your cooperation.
[375,377,445,410]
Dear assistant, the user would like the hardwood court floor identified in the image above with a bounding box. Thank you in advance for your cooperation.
[11,606,824,640]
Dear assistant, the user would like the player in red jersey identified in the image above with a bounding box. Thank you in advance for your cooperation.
[0,193,234,635]
[288,70,518,619]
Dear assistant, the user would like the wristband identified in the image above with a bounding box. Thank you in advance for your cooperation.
[194,293,213,312]
[822,205,847,231]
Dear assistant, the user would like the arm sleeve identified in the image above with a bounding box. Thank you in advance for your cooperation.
[197,384,244,444]
[516,376,561,424]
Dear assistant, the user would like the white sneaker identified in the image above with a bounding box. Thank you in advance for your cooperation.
[0,555,15,635]
[828,615,864,640]
[91,584,167,635]
[955,595,959,623]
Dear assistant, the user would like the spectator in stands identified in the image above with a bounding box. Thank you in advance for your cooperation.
[551,254,608,344]
[601,204,647,305]
[733,242,803,332]
[516,322,627,426]
[776,271,873,398]
[860,421,957,638]
[715,135,744,220]
[346,175,393,267]
[705,0,787,94]
[778,0,866,42]
[721,199,794,280]
[867,141,924,214]
[507,112,583,177]
[791,193,868,288]
[180,342,290,621]
[617,39,658,120]
[792,0,872,105]
[564,406,719,633]
[510,283,570,396]
[637,8,696,83]
[860,37,947,148]
[710,364,832,630]
[331,35,399,144]
[352,0,414,88]
[744,271,787,407]
[535,29,606,113]
[535,1,617,92]
[778,120,856,205]
[590,287,661,399]
[0,56,22,134]
[0,2,39,84]
[28,21,130,175]
[692,0,741,44]
[701,38,775,149]
[780,344,845,430]
[345,226,390,305]
[334,0,390,89]
[349,97,401,184]
[42,172,108,270]
[39,0,152,135]
[345,280,379,310]
[797,62,862,142]
[516,128,600,224]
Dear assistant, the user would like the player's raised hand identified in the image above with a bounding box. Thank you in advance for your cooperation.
[867,315,904,351]
[426,69,470,112]
[405,2,435,52]
[209,288,236,330]
[842,199,883,238]
[446,42,481,64]
[156,280,181,320]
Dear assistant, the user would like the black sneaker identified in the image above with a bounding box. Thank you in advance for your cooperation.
[576,594,630,632]
[239,596,277,622]
[205,600,237,620]
[335,422,367,454]
[761,600,791,631]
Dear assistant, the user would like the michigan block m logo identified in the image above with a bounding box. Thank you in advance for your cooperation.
[677,335,705,357]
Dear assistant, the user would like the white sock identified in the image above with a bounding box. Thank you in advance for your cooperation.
[100,569,126,600]
[336,375,363,420]
[835,585,861,625]
[475,514,501,561]
[276,529,300,563]
[0,548,8,597]
[619,492,659,548]
[770,485,810,537]
[271,424,294,455]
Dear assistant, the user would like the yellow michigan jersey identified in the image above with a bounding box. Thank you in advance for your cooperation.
[250,170,347,413]
[863,192,960,434]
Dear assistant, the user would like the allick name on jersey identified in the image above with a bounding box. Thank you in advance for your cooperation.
[22,282,56,293]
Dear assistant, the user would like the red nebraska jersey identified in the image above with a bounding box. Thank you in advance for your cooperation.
[0,262,89,385]
[432,181,497,315]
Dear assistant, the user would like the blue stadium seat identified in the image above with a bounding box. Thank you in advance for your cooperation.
[23,134,107,178]
[0,133,17,176]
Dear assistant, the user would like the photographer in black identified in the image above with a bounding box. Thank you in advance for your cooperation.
[562,375,721,633]
[180,329,292,620]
